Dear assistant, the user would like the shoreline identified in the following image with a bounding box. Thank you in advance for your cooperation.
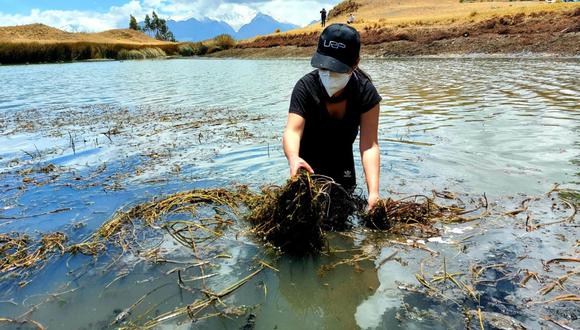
[208,47,580,60]
[1,50,579,67]
[217,8,579,60]
[1,8,578,65]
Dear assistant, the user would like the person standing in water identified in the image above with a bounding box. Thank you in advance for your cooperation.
[283,24,381,210]
[320,8,327,27]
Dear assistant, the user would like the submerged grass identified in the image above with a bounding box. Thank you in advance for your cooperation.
[68,187,252,256]
[1,173,577,327]
[0,172,478,274]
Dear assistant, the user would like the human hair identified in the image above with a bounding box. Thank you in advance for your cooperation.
[355,67,372,82]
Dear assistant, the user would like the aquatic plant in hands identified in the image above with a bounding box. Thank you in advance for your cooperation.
[246,171,362,255]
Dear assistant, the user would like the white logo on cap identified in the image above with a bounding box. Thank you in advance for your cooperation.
[323,40,346,49]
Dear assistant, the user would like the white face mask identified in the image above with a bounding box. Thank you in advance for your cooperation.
[318,69,352,97]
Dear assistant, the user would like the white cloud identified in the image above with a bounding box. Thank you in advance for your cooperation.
[0,0,340,32]
[206,3,257,30]
[251,0,336,26]
[0,0,146,32]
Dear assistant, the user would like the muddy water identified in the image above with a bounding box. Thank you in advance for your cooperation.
[0,58,578,329]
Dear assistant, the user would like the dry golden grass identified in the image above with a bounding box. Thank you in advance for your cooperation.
[0,23,171,44]
[0,24,239,63]
[242,0,579,41]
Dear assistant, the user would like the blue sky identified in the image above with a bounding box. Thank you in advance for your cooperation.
[0,0,341,31]
[1,0,129,14]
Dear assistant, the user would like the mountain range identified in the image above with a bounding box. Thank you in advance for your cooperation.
[165,13,299,42]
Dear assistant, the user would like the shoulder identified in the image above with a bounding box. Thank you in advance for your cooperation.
[290,70,320,113]
[353,69,376,91]
[292,70,320,96]
[296,70,319,88]
[352,69,382,113]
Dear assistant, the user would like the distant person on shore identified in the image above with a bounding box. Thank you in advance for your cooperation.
[347,14,356,24]
[320,8,327,27]
[283,24,382,210]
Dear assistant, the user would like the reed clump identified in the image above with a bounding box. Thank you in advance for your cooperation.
[363,197,438,230]
[362,195,471,237]
[246,172,362,255]
[0,41,186,64]
[0,232,66,273]
[117,47,166,60]
[177,44,194,56]
[205,34,237,54]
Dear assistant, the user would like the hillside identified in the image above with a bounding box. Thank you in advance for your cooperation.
[283,0,579,35]
[0,23,171,44]
[218,0,580,57]
[0,24,191,65]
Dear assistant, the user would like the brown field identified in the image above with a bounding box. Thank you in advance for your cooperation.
[228,0,580,57]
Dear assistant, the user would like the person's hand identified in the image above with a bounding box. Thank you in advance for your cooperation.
[288,156,314,176]
[367,192,379,211]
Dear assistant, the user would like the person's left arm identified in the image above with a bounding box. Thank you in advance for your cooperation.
[360,104,380,210]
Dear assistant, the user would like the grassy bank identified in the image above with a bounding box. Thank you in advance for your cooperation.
[0,38,237,65]
[0,24,237,65]
[225,7,580,58]
[0,42,177,64]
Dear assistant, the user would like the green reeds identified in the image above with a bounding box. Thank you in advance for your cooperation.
[0,41,186,64]
[117,47,166,60]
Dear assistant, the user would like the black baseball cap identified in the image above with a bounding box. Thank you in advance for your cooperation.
[311,24,360,73]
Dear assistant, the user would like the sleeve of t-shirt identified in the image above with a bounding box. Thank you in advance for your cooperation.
[360,80,382,114]
[289,79,308,118]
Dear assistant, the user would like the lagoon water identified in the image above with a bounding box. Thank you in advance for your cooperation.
[0,58,578,329]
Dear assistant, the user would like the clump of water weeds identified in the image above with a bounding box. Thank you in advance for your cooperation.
[363,196,447,236]
[0,232,67,274]
[246,171,363,255]
[363,191,489,238]
[67,187,252,256]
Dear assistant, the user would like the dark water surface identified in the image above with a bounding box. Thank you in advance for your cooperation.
[0,58,578,329]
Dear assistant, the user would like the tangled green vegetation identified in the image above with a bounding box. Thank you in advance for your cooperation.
[247,173,363,254]
[1,173,577,328]
[0,172,476,278]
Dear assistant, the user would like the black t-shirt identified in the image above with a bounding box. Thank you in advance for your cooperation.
[289,69,382,188]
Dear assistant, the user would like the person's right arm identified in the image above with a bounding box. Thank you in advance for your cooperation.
[283,113,314,176]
